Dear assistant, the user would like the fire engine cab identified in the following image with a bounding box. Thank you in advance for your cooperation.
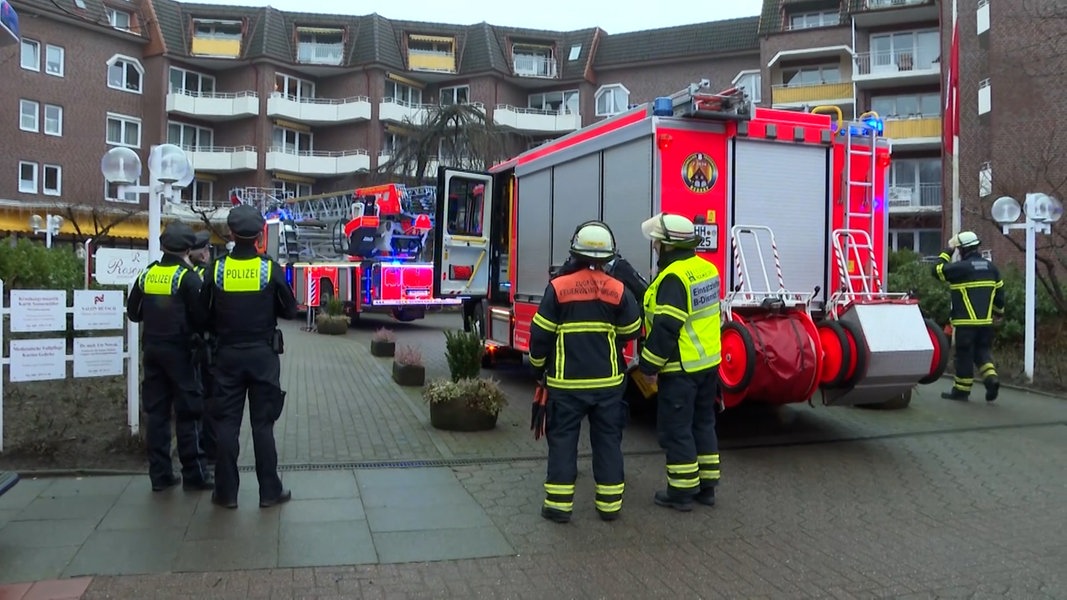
[434,81,951,410]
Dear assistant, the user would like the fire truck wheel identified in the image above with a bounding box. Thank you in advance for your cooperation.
[719,321,756,394]
[837,319,870,389]
[816,320,852,389]
[917,318,951,385]
[392,307,424,322]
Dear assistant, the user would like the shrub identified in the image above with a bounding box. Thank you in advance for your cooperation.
[0,237,84,290]
[323,296,344,316]
[394,344,423,366]
[423,377,508,416]
[443,324,483,382]
[372,327,396,343]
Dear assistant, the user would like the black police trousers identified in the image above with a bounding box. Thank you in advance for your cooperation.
[195,351,217,463]
[951,325,998,395]
[210,342,285,504]
[657,368,720,498]
[544,386,626,516]
[142,340,211,486]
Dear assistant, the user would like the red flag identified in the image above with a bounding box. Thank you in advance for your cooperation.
[943,20,960,156]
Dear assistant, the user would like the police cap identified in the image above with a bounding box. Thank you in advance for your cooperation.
[227,205,266,239]
[160,222,197,253]
[190,230,212,250]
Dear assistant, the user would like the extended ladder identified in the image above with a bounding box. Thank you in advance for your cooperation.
[834,116,885,299]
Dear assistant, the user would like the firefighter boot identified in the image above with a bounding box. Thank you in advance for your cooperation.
[541,506,571,524]
[653,490,694,512]
[984,376,1000,402]
[941,388,969,402]
[695,487,716,507]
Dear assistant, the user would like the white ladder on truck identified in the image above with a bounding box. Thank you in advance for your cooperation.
[831,229,882,303]
[285,191,354,223]
[834,122,881,298]
[725,225,816,318]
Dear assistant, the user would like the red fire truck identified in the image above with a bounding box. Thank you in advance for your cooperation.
[434,81,950,409]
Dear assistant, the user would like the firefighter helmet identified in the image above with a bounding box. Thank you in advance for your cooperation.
[951,231,980,250]
[640,213,701,248]
[570,221,617,261]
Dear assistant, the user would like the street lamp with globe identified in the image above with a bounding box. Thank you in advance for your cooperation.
[100,144,194,260]
[991,193,1063,382]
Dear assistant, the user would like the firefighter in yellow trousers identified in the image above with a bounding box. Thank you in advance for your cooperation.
[529,221,642,523]
[638,213,722,511]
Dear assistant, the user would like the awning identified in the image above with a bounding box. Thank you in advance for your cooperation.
[385,72,425,89]
[767,45,853,69]
[296,26,343,34]
[271,172,316,185]
[408,34,453,44]
[273,118,310,133]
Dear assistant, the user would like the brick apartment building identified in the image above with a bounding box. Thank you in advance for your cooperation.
[2,0,1054,255]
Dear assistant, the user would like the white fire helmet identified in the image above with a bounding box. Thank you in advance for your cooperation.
[950,231,980,250]
[641,213,700,247]
[570,221,616,261]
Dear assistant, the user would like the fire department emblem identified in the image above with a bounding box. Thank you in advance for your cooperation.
[680,152,717,193]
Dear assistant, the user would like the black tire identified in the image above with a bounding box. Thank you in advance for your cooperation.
[837,319,870,389]
[816,320,853,389]
[917,318,951,385]
[720,320,757,393]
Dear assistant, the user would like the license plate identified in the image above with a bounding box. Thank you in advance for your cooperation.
[694,224,718,251]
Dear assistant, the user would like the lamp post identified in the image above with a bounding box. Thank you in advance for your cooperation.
[100,144,194,260]
[29,213,63,248]
[991,193,1063,382]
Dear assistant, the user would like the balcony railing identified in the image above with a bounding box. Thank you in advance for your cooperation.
[854,49,939,77]
[888,183,941,211]
[182,145,259,172]
[166,89,260,120]
[771,81,853,105]
[493,104,581,133]
[378,97,435,125]
[513,54,557,78]
[265,147,371,176]
[267,93,371,123]
[407,49,456,73]
[882,116,941,139]
[865,0,929,9]
[297,42,344,65]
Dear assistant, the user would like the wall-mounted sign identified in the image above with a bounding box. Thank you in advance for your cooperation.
[74,337,124,378]
[9,338,66,382]
[10,290,67,332]
[73,290,125,330]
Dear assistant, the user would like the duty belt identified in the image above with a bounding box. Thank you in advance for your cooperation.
[215,331,274,346]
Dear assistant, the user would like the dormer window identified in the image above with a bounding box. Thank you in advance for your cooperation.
[513,43,556,78]
[106,7,132,31]
[296,26,344,65]
[568,44,581,61]
[406,34,456,73]
[788,10,839,30]
[191,18,243,58]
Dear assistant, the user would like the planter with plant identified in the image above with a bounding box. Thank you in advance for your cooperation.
[370,327,396,357]
[316,297,349,335]
[423,324,507,431]
[392,344,425,387]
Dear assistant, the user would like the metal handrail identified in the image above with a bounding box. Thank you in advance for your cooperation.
[267,147,369,157]
[379,97,436,110]
[169,89,258,99]
[270,92,370,105]
[494,104,575,116]
[182,145,258,152]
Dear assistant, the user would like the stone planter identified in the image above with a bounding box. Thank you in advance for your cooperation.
[392,362,425,387]
[370,340,395,357]
[316,315,349,335]
[429,397,498,432]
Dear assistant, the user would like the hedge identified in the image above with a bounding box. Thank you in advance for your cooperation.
[0,237,84,291]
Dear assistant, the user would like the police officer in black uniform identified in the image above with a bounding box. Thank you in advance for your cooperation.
[201,205,298,509]
[933,230,1005,402]
[188,230,217,464]
[127,222,213,492]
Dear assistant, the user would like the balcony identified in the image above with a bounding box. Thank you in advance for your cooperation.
[888,183,941,213]
[513,54,557,78]
[378,98,433,125]
[865,0,930,8]
[492,105,581,133]
[166,90,259,121]
[771,82,853,108]
[190,37,241,59]
[267,93,371,124]
[853,50,940,87]
[853,0,938,27]
[265,148,370,176]
[883,116,941,149]
[977,0,989,35]
[297,41,344,66]
[184,146,258,172]
[406,35,456,73]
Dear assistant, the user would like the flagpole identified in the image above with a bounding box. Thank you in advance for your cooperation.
[950,0,961,236]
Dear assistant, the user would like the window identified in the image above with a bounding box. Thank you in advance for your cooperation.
[296,27,344,65]
[512,44,556,78]
[271,126,313,153]
[979,161,992,197]
[382,132,401,154]
[169,67,216,95]
[385,81,422,105]
[595,85,629,117]
[889,158,942,209]
[42,165,61,196]
[18,162,38,193]
[733,71,762,104]
[20,100,39,132]
[106,8,132,30]
[105,181,139,204]
[107,55,144,93]
[439,85,469,105]
[271,179,312,199]
[44,104,63,136]
[168,121,214,149]
[868,29,939,72]
[789,11,839,30]
[194,19,242,40]
[445,175,486,236]
[44,45,64,76]
[568,44,581,61]
[871,93,940,119]
[20,39,39,71]
[190,179,215,209]
[891,229,941,257]
[781,64,841,86]
[74,0,86,7]
[106,113,141,148]
[529,89,579,114]
[275,73,315,100]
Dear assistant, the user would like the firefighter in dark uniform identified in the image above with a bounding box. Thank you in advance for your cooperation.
[200,205,298,509]
[530,221,643,523]
[127,222,213,492]
[638,213,722,512]
[188,230,217,464]
[933,231,1005,402]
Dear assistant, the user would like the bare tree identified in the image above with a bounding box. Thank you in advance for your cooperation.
[53,200,143,247]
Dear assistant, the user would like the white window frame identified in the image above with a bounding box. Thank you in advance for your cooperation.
[871,92,941,119]
[439,85,469,106]
[890,228,942,256]
[271,126,313,154]
[44,44,64,77]
[781,64,841,86]
[275,73,315,100]
[105,180,140,204]
[42,164,62,196]
[44,104,63,136]
[385,81,422,105]
[732,70,762,104]
[190,179,215,209]
[107,54,145,94]
[193,19,243,41]
[789,11,839,30]
[20,39,40,71]
[528,89,579,114]
[979,161,992,197]
[595,84,629,117]
[106,113,142,148]
[169,66,216,95]
[20,99,39,132]
[106,7,132,31]
[271,179,312,199]
[18,161,38,194]
[74,0,86,7]
[568,44,581,61]
[167,120,214,150]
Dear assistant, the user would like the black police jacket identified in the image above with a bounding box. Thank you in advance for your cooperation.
[127,254,206,341]
[932,248,1006,326]
[199,244,298,345]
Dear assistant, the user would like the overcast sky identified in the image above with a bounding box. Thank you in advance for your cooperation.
[185,0,764,33]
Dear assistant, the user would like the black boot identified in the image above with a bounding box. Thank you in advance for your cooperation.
[941,388,970,402]
[183,474,214,491]
[151,474,180,492]
[596,509,620,522]
[541,506,571,523]
[695,487,716,507]
[653,490,693,512]
[984,376,1000,402]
